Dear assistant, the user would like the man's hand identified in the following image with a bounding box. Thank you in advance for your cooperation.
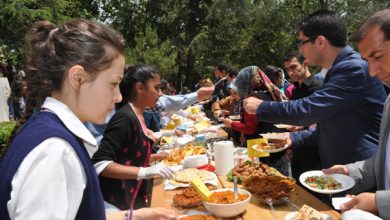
[213,110,222,118]
[322,165,349,175]
[340,193,378,215]
[197,86,214,101]
[243,97,262,114]
[222,118,233,128]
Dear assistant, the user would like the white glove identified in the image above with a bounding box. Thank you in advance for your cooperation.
[137,163,175,180]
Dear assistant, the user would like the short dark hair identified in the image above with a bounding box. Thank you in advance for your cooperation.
[283,50,305,64]
[160,79,168,91]
[216,63,230,72]
[299,10,347,47]
[263,65,284,84]
[352,9,390,42]
[227,68,238,78]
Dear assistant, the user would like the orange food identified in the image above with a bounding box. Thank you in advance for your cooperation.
[173,186,217,208]
[180,215,217,220]
[208,191,249,204]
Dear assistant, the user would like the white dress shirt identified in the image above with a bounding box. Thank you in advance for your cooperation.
[7,97,98,220]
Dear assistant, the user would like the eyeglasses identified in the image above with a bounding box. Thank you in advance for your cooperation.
[297,36,318,48]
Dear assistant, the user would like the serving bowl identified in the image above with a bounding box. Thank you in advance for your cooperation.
[202,188,251,218]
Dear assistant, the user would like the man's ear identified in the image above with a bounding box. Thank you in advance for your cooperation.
[67,65,87,90]
[316,35,327,49]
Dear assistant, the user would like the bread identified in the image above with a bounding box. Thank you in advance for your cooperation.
[292,204,324,220]
[173,168,215,183]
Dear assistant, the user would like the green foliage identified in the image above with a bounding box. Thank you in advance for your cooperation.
[0,121,16,158]
[1,0,389,88]
[0,0,99,66]
[126,26,178,82]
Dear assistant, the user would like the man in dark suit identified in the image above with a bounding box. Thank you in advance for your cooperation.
[243,10,386,169]
[323,9,390,219]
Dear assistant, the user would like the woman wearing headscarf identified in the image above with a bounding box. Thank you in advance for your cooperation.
[222,66,290,176]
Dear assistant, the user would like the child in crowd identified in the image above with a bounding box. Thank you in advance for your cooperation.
[92,65,174,210]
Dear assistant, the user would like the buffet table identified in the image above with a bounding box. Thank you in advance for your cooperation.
[151,175,341,219]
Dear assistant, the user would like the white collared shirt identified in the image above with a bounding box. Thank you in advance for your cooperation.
[319,68,328,78]
[7,97,98,220]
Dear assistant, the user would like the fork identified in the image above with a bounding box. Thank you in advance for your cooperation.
[233,176,239,202]
[265,198,279,220]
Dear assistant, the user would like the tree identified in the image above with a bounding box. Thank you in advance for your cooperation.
[126,25,178,82]
[0,0,98,65]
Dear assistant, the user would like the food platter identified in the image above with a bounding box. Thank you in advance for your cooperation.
[252,143,289,153]
[299,170,355,194]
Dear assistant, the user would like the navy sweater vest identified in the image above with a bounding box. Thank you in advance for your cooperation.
[0,111,105,220]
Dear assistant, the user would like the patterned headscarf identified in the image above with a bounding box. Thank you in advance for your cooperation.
[235,66,288,101]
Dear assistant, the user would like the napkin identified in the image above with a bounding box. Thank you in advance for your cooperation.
[332,197,352,210]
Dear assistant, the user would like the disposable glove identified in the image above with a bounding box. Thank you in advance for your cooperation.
[137,163,175,180]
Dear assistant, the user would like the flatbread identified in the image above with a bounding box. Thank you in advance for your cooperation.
[174,168,201,183]
[173,168,215,183]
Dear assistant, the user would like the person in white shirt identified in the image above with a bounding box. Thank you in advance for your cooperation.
[0,19,177,220]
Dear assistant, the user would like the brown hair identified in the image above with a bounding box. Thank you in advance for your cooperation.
[10,19,125,144]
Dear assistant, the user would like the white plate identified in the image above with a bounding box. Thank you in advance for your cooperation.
[260,132,289,140]
[285,211,332,220]
[252,143,289,153]
[274,124,294,129]
[342,209,383,220]
[229,115,241,121]
[299,170,355,194]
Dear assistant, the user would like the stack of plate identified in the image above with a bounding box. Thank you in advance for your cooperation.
[181,154,208,168]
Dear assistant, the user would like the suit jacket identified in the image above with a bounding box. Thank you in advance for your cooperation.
[256,46,386,168]
[347,95,390,219]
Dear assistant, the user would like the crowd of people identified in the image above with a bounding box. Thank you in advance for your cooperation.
[0,8,389,220]
[0,50,27,122]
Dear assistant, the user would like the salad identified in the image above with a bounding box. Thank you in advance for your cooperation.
[304,175,342,190]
